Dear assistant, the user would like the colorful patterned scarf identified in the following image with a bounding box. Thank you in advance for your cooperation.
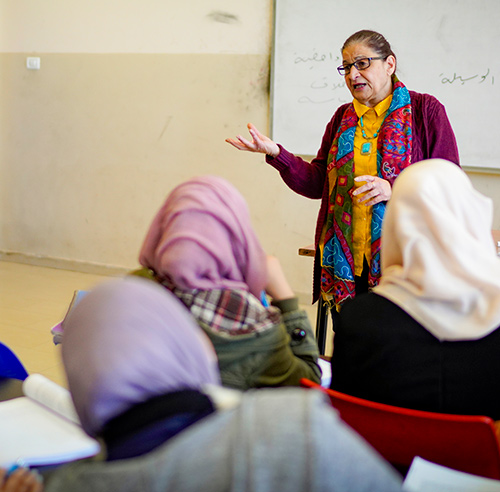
[321,76,412,306]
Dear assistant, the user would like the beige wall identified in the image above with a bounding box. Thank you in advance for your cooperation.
[1,1,499,303]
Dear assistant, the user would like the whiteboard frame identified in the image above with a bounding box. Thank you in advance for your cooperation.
[271,0,500,171]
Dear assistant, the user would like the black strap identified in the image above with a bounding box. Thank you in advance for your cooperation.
[101,389,215,443]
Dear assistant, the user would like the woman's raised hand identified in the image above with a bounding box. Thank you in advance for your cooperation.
[226,123,280,158]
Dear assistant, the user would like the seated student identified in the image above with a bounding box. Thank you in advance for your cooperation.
[330,159,500,419]
[136,175,322,389]
[43,277,403,492]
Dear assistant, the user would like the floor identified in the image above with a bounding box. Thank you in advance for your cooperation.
[0,261,326,388]
[0,261,114,387]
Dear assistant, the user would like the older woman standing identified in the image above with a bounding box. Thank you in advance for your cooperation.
[227,30,460,308]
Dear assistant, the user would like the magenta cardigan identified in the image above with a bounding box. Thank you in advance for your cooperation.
[266,91,460,303]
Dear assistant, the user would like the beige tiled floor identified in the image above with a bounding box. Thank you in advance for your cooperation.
[0,261,114,387]
[0,261,329,388]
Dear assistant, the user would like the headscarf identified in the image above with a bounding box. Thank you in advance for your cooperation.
[62,277,220,436]
[321,76,413,306]
[374,158,500,341]
[139,176,267,298]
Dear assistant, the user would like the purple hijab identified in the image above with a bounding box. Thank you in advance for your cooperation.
[62,277,220,437]
[139,176,267,298]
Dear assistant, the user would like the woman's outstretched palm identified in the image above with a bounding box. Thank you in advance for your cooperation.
[226,123,280,158]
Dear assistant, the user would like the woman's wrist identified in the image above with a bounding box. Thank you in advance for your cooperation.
[266,144,281,159]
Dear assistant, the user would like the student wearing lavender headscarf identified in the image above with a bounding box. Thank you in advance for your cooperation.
[136,175,322,390]
[43,277,404,492]
[60,276,221,458]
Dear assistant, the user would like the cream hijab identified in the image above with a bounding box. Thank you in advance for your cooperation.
[374,158,500,341]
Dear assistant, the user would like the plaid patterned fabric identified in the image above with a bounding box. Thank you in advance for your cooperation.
[171,287,281,335]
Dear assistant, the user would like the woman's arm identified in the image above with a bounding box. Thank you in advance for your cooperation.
[424,96,460,164]
[227,106,346,200]
[265,109,346,199]
[411,92,460,165]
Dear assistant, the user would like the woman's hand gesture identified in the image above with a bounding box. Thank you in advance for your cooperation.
[353,175,392,206]
[226,123,280,158]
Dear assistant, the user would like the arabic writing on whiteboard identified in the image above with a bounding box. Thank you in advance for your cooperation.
[440,69,494,85]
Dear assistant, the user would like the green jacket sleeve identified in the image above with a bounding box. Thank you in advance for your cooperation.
[201,298,321,390]
[254,298,322,387]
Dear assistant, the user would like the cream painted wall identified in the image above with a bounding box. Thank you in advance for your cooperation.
[0,1,320,301]
[0,0,270,54]
[1,1,499,303]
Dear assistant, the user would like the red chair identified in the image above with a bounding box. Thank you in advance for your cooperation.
[301,378,500,479]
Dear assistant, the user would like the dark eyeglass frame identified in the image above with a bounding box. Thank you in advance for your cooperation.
[337,56,386,76]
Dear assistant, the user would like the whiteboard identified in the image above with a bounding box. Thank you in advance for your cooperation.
[271,0,500,169]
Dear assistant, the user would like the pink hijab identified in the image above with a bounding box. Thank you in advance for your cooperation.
[62,277,220,436]
[139,176,267,298]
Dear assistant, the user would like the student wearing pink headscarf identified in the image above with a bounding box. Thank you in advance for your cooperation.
[136,175,322,390]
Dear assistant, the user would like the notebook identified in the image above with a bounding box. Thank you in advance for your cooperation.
[403,457,500,492]
[0,374,100,468]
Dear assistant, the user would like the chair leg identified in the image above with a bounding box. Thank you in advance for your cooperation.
[315,299,328,355]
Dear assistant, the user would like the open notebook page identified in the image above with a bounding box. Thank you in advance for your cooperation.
[0,374,100,468]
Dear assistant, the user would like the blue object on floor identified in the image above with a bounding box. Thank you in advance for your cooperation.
[0,342,29,380]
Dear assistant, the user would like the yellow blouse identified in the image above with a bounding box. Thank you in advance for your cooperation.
[352,95,392,276]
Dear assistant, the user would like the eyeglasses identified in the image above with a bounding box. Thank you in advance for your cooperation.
[337,57,386,76]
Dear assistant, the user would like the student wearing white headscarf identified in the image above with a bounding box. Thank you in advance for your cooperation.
[330,159,500,418]
[43,277,404,492]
